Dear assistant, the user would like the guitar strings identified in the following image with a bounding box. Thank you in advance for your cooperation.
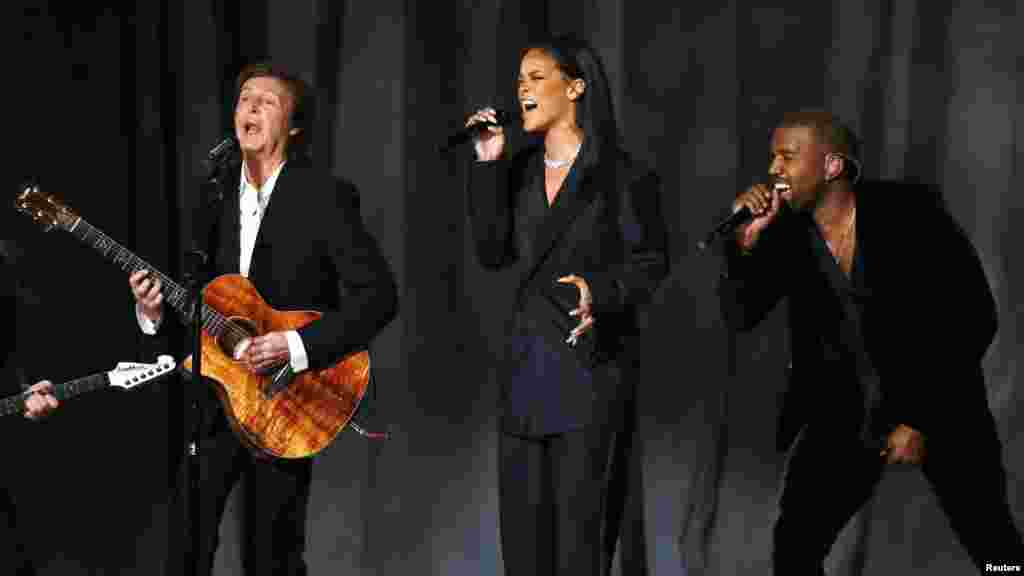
[79,221,256,345]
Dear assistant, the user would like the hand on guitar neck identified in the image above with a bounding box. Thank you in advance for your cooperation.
[23,380,58,420]
[129,269,164,324]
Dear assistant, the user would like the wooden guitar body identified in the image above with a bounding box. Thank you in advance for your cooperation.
[182,274,370,459]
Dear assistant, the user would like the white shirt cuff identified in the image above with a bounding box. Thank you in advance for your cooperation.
[285,330,309,373]
[135,303,162,335]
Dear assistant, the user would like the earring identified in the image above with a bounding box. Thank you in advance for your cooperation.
[825,153,842,181]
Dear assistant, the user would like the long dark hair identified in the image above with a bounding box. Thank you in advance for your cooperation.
[520,36,621,171]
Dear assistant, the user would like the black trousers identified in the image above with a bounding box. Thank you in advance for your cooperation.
[178,413,313,576]
[499,425,616,576]
[0,489,34,576]
[774,414,1023,574]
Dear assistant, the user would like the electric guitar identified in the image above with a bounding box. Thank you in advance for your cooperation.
[1,356,176,418]
[14,184,371,458]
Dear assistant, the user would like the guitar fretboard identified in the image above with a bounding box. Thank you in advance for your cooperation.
[67,218,236,340]
[0,373,108,417]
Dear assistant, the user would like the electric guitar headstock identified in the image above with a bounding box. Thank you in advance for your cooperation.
[1,355,178,419]
[107,355,178,390]
[14,182,80,232]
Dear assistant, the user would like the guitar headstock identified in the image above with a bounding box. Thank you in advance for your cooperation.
[107,355,177,390]
[14,182,79,232]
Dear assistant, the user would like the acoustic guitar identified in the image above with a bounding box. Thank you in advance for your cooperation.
[1,356,176,418]
[15,184,371,459]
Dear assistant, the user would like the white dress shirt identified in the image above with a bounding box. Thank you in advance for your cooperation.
[136,160,310,373]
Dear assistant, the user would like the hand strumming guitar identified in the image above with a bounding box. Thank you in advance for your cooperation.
[235,332,291,374]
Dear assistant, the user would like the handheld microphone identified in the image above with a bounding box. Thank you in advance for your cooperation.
[438,109,510,154]
[696,182,786,253]
[696,206,753,253]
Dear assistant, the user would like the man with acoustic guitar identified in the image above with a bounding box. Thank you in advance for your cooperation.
[129,63,397,575]
[1,245,61,575]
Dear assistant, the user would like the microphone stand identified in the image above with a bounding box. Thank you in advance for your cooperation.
[183,157,226,576]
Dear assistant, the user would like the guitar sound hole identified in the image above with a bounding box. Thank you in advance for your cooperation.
[218,317,259,361]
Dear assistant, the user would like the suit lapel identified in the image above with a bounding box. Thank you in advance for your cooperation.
[221,166,242,274]
[526,151,604,279]
[248,162,295,280]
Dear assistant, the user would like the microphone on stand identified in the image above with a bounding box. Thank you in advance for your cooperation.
[438,109,510,154]
[200,135,238,204]
[202,134,238,175]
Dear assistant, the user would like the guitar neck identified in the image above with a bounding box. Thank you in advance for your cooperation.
[65,217,224,331]
[0,372,109,418]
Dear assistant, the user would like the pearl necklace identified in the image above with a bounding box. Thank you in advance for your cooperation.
[544,143,581,169]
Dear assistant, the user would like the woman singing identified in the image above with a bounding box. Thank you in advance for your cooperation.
[465,36,668,574]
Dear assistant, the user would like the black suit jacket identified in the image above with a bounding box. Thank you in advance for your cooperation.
[207,159,398,370]
[718,182,997,451]
[155,159,397,429]
[468,144,668,436]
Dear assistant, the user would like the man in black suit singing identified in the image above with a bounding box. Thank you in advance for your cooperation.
[718,109,1022,572]
[128,63,397,576]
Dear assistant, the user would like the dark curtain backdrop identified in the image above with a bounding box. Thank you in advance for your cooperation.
[4,2,1021,574]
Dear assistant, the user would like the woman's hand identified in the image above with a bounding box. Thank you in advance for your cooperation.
[557,275,594,347]
[465,107,505,162]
